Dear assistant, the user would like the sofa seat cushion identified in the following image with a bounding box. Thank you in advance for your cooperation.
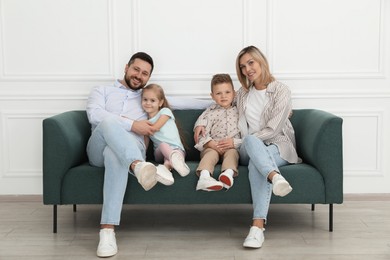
[273,163,326,203]
[61,162,325,205]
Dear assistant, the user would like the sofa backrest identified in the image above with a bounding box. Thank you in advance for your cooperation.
[146,109,308,162]
[146,109,204,161]
[79,109,308,163]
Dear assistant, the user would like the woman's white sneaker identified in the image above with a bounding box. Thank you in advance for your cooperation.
[272,174,292,197]
[156,164,174,185]
[97,228,118,257]
[243,226,265,248]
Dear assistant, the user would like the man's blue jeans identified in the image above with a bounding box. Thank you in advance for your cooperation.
[239,135,289,222]
[87,117,146,225]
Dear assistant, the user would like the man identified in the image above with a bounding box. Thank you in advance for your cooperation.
[86,52,212,257]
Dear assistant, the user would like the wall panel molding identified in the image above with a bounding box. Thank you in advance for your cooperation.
[1,110,63,178]
[131,0,250,81]
[0,94,89,101]
[267,0,385,79]
[336,110,384,177]
[0,0,115,81]
[292,90,390,99]
[2,90,390,101]
[0,0,389,194]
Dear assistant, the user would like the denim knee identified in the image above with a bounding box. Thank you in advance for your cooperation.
[99,117,121,131]
[243,135,258,147]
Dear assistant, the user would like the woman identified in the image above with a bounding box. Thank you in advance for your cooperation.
[195,46,300,249]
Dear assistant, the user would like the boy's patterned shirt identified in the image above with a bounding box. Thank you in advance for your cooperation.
[194,104,241,151]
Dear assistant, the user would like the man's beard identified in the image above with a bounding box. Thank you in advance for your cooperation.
[125,76,144,91]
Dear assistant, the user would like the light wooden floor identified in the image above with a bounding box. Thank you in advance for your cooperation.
[0,195,390,260]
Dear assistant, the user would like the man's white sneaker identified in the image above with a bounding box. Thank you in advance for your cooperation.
[243,226,265,249]
[170,151,190,177]
[272,174,293,197]
[97,228,118,257]
[133,162,157,191]
[156,164,174,186]
[218,172,234,189]
[196,175,224,191]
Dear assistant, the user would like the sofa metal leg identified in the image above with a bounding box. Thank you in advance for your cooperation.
[311,204,315,211]
[53,205,57,233]
[329,204,333,232]
[73,204,77,212]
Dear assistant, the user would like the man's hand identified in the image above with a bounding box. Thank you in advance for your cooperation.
[194,126,206,144]
[131,120,156,136]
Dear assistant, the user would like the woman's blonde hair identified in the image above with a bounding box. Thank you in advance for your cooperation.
[235,46,275,90]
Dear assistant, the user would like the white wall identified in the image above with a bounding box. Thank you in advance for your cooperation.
[0,0,389,194]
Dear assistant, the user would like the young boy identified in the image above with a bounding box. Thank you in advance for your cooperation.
[194,74,241,191]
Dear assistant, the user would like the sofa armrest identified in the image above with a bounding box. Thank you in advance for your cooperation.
[42,110,91,204]
[291,109,343,203]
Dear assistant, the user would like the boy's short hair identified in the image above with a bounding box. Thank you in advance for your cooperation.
[210,74,233,92]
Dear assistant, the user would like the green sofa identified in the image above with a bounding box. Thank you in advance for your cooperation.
[42,109,343,233]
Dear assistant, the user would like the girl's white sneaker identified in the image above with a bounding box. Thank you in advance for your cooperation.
[170,151,190,177]
[156,164,174,185]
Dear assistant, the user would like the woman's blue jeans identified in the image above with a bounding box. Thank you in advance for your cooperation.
[239,135,289,222]
[87,117,146,225]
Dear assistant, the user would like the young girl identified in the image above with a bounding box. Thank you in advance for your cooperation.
[141,84,190,186]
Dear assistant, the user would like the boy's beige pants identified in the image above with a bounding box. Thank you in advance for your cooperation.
[196,148,239,176]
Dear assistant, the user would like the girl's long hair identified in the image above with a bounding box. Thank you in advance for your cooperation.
[142,84,188,150]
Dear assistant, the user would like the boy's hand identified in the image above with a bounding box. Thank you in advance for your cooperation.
[194,125,206,144]
[204,140,224,155]
[217,138,234,152]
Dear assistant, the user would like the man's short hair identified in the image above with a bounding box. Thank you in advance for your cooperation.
[128,52,154,73]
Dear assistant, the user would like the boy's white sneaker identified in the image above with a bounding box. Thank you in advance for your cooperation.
[272,174,292,197]
[170,151,190,177]
[97,228,118,257]
[156,164,174,186]
[133,162,157,191]
[243,226,265,249]
[196,175,224,191]
[218,172,234,189]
